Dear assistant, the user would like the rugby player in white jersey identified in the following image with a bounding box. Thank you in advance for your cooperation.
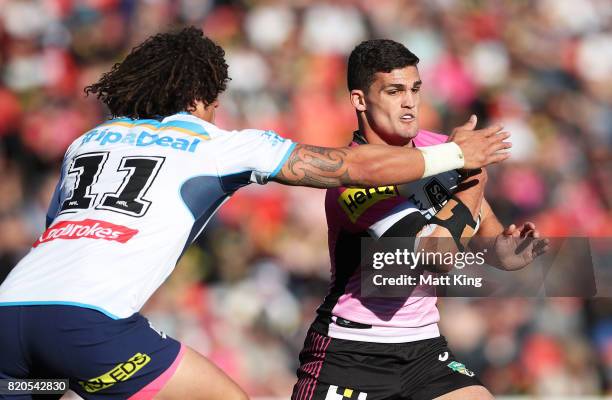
[0,29,511,400]
[292,40,548,400]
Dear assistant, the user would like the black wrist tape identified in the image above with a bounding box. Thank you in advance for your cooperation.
[428,198,478,251]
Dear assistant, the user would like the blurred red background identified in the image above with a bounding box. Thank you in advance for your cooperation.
[0,0,610,397]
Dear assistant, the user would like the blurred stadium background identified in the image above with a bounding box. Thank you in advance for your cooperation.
[0,0,611,398]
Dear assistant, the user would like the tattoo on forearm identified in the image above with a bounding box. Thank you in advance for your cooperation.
[274,144,353,188]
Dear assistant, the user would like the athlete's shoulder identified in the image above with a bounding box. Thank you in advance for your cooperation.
[325,136,401,230]
[221,126,291,146]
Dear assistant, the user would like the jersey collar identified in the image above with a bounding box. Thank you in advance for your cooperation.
[352,131,367,145]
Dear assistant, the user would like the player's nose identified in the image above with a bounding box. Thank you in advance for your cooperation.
[401,93,415,108]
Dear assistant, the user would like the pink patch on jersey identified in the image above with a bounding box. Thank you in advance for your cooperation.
[413,129,449,147]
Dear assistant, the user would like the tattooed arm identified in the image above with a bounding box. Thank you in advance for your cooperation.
[272,144,426,188]
[272,124,511,188]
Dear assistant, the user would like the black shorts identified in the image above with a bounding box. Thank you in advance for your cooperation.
[292,329,483,400]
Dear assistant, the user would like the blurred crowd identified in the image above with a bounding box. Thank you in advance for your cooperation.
[0,0,611,397]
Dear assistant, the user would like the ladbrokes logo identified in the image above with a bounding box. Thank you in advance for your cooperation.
[33,219,138,247]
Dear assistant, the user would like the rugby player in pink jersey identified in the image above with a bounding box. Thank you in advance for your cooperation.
[291,39,548,400]
[0,29,511,400]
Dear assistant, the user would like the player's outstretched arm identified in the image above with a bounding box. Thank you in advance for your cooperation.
[273,116,510,188]
[470,199,550,270]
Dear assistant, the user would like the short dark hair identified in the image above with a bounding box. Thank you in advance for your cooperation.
[85,26,230,119]
[347,39,419,92]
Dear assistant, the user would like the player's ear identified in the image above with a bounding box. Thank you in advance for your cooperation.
[350,89,367,112]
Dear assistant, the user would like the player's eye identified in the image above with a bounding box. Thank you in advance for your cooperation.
[386,90,399,96]
[411,87,420,93]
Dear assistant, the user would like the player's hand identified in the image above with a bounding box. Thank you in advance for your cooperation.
[492,222,550,271]
[449,115,512,169]
[454,168,487,193]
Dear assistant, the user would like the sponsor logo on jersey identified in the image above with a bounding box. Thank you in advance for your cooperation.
[325,385,367,400]
[33,219,138,247]
[447,361,475,377]
[424,178,452,211]
[259,130,287,145]
[78,352,151,393]
[81,129,201,153]
[338,186,398,223]
[400,173,456,220]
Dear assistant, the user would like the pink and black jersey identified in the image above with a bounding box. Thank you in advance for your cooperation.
[311,130,461,343]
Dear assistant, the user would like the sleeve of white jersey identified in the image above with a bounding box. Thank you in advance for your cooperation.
[216,129,296,187]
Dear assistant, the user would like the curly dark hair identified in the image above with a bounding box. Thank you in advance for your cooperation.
[347,39,419,92]
[85,26,230,119]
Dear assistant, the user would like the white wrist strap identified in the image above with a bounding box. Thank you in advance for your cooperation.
[418,142,465,178]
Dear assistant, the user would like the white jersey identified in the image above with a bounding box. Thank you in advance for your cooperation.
[0,113,295,319]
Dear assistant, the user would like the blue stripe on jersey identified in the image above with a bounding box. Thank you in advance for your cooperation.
[179,176,230,257]
[0,301,120,319]
[219,171,253,192]
[181,196,228,257]
[179,175,228,219]
[270,142,297,178]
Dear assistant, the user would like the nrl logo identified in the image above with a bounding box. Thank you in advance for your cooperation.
[447,361,475,377]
